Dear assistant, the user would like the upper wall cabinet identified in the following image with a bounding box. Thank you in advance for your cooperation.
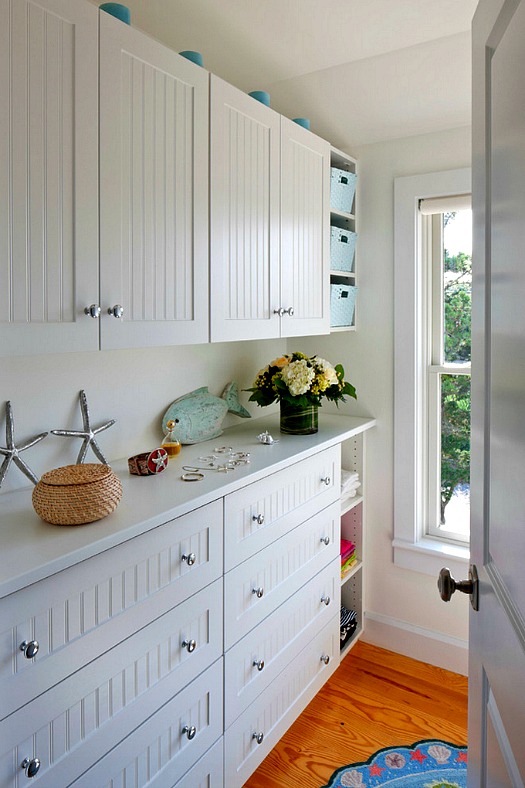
[99,13,209,349]
[210,76,330,343]
[0,0,99,356]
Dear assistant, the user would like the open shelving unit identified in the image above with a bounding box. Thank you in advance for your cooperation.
[330,146,357,332]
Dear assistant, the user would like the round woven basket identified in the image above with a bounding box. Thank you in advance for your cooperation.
[32,464,122,525]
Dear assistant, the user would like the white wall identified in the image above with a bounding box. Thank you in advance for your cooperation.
[297,124,472,673]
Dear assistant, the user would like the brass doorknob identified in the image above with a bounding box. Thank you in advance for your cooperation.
[438,565,479,611]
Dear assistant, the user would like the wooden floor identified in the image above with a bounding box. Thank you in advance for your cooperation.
[243,640,468,788]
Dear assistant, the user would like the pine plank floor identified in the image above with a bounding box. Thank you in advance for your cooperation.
[243,640,468,788]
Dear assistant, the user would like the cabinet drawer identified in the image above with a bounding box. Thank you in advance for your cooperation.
[71,661,223,788]
[0,582,223,788]
[174,738,223,788]
[0,500,222,720]
[224,501,339,649]
[224,617,339,788]
[225,558,340,726]
[224,445,340,570]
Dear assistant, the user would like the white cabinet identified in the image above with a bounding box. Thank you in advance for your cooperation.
[210,76,330,342]
[330,147,358,331]
[0,0,99,356]
[99,13,209,349]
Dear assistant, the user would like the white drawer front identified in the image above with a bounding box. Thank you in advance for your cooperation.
[224,617,339,788]
[225,558,340,726]
[71,662,223,788]
[0,500,222,720]
[224,501,339,649]
[0,582,223,788]
[174,738,223,788]
[224,445,340,570]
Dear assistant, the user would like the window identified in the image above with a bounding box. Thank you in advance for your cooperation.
[393,169,471,577]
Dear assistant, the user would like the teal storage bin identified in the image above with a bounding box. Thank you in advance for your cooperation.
[330,283,357,327]
[330,227,356,272]
[330,167,357,213]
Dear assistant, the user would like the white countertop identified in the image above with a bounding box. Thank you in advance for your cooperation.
[0,414,375,599]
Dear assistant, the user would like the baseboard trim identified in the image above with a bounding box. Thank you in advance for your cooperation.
[363,611,468,675]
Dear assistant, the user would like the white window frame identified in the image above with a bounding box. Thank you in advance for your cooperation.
[393,168,471,578]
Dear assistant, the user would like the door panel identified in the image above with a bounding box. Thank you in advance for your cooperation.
[471,0,525,784]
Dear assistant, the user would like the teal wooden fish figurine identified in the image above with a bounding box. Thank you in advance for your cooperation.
[162,383,251,444]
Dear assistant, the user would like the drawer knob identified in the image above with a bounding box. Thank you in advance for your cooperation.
[182,638,197,653]
[182,725,197,740]
[252,513,265,525]
[84,303,101,319]
[252,587,264,599]
[252,731,264,745]
[320,654,330,665]
[283,306,294,316]
[320,535,330,546]
[320,476,331,486]
[273,307,285,317]
[181,552,196,566]
[21,758,40,778]
[253,658,265,672]
[19,640,39,659]
[107,304,124,319]
[321,595,331,606]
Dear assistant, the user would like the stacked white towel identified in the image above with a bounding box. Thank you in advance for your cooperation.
[341,468,360,498]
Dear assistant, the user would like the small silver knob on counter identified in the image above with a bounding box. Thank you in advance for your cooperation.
[19,640,39,659]
[181,552,196,566]
[182,638,196,653]
[21,758,40,779]
[84,304,101,319]
[253,658,265,672]
[252,587,264,599]
[252,732,264,745]
[252,513,265,525]
[107,304,124,319]
[182,725,197,740]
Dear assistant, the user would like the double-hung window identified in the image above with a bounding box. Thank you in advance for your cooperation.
[393,169,471,577]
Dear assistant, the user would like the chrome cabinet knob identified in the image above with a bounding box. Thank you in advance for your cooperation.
[19,640,39,659]
[320,654,330,665]
[107,304,124,319]
[252,513,264,525]
[181,552,196,566]
[321,595,331,606]
[21,758,40,778]
[273,307,285,317]
[253,658,265,672]
[182,725,197,740]
[320,476,331,486]
[252,732,264,745]
[252,587,264,599]
[283,306,294,316]
[84,304,101,319]
[320,536,330,546]
[182,638,196,653]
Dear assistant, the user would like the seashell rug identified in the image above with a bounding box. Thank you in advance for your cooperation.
[322,739,467,788]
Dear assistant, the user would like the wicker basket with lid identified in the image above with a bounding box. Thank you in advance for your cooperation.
[32,464,122,525]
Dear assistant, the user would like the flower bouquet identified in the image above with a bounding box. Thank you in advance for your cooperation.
[246,352,356,434]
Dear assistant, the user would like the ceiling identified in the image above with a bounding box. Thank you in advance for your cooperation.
[121,0,479,149]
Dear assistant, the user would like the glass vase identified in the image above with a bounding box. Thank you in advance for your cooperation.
[279,400,318,434]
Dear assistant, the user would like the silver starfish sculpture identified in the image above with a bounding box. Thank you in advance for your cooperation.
[51,390,116,464]
[0,401,48,489]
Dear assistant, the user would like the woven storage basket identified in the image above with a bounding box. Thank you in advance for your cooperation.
[330,167,357,213]
[330,283,357,327]
[32,464,122,525]
[330,226,357,272]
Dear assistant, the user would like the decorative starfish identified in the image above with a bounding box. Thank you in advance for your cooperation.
[51,390,116,464]
[0,401,48,489]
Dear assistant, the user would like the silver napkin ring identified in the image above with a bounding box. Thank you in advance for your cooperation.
[181,471,204,482]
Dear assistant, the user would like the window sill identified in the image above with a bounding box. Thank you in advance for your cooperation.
[393,536,470,578]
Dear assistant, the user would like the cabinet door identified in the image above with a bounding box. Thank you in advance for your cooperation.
[0,0,99,356]
[280,117,330,337]
[210,75,280,342]
[99,13,209,349]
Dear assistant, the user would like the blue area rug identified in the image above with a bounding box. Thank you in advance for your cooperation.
[322,739,468,787]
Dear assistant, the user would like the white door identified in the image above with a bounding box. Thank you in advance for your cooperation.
[209,75,281,343]
[280,117,330,338]
[99,12,209,349]
[0,0,99,356]
[469,0,525,784]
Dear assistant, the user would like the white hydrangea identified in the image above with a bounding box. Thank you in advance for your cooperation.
[281,359,315,396]
[314,357,338,389]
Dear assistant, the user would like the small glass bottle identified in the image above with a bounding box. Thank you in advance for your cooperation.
[162,419,181,457]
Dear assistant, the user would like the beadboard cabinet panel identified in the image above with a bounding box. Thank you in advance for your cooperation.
[99,13,209,348]
[0,0,99,355]
[280,117,330,337]
[210,75,281,342]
